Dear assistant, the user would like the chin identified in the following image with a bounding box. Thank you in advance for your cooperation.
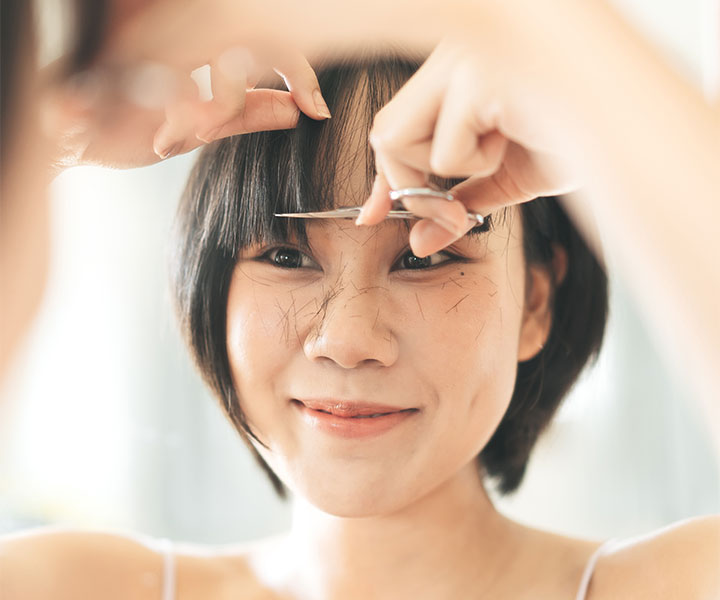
[291,474,424,518]
[256,446,433,518]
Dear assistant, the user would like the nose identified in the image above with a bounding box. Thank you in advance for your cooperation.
[303,282,399,369]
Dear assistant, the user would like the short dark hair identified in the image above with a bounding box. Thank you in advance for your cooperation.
[171,55,608,498]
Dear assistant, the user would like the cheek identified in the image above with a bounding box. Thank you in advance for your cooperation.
[225,270,293,423]
[401,269,524,384]
[399,268,525,456]
[225,267,327,432]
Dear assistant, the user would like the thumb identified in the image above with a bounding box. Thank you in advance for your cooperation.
[199,89,300,141]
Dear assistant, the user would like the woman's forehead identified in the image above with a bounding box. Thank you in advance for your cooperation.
[298,209,521,253]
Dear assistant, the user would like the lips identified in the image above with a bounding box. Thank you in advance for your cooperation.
[291,398,419,439]
[292,398,417,418]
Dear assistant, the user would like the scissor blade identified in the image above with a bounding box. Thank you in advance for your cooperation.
[275,206,483,224]
[274,207,363,219]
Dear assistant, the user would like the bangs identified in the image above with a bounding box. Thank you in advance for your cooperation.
[182,54,505,264]
[186,56,422,257]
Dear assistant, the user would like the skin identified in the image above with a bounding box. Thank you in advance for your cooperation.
[0,46,53,377]
[221,208,563,599]
[2,0,719,597]
[4,205,719,597]
[227,215,539,514]
[362,11,720,448]
[0,40,326,379]
[107,0,720,438]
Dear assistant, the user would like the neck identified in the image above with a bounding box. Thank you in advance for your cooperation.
[278,464,523,600]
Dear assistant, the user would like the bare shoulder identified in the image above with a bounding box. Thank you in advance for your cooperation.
[590,514,720,600]
[209,535,289,600]
[0,528,285,600]
[0,528,166,600]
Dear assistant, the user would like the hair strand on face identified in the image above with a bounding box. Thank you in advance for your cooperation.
[171,55,608,500]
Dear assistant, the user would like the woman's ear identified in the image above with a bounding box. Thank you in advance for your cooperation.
[517,246,567,362]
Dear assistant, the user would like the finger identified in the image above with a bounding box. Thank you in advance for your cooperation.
[153,74,202,158]
[450,143,580,214]
[368,69,444,190]
[408,219,468,258]
[431,128,509,178]
[195,49,252,141]
[378,129,508,178]
[357,172,394,226]
[152,123,205,159]
[430,71,508,177]
[192,89,301,141]
[401,195,471,238]
[211,47,251,111]
[373,147,428,191]
[273,53,330,120]
[245,61,264,90]
[155,88,300,157]
[153,99,200,158]
[450,169,530,215]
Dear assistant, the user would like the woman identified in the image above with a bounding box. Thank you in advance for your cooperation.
[4,56,717,600]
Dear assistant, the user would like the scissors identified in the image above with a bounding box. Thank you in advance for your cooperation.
[274,187,484,225]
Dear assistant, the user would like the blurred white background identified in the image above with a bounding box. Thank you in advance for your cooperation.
[1,0,718,545]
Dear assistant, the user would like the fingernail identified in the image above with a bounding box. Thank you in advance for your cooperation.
[313,89,331,119]
[355,206,367,226]
[156,143,179,160]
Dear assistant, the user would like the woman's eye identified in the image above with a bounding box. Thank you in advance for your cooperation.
[396,250,453,270]
[263,247,317,269]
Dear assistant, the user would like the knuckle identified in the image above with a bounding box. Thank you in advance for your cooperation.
[368,128,394,152]
[429,152,459,178]
[479,150,503,176]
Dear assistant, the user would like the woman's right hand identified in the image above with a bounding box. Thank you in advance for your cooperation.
[46,47,330,170]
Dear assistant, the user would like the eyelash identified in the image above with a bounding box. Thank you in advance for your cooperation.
[259,246,319,270]
[392,249,461,271]
[258,246,464,271]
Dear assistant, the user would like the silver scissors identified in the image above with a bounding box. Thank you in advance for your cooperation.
[275,187,484,225]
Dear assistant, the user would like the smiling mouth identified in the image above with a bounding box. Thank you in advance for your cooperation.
[291,399,418,419]
[291,399,419,439]
[311,409,412,419]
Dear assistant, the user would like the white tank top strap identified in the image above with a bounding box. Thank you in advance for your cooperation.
[156,538,177,600]
[575,538,618,600]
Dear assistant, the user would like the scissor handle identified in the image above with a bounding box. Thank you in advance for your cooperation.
[388,192,484,225]
[389,187,455,202]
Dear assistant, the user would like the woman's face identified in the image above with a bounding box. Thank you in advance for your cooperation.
[225,203,551,517]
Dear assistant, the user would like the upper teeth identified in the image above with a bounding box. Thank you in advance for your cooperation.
[316,409,388,418]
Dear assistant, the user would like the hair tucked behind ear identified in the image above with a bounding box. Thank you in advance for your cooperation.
[171,56,609,499]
